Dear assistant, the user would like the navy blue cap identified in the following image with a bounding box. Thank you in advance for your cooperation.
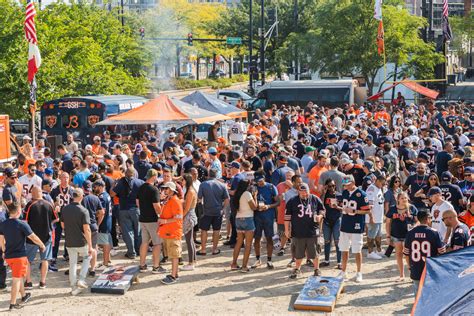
[82,180,92,192]
[328,133,337,140]
[230,162,241,169]
[441,171,453,181]
[45,168,54,175]
[427,186,442,197]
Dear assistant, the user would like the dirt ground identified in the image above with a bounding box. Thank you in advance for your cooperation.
[0,237,416,315]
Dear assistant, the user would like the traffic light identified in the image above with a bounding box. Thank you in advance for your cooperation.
[187,33,193,46]
[139,27,145,40]
[267,8,276,25]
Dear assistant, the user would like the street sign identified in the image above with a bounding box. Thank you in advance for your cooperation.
[226,37,242,45]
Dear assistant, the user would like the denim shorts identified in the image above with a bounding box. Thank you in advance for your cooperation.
[367,223,382,238]
[391,236,405,243]
[254,214,275,238]
[236,217,255,232]
[26,241,52,263]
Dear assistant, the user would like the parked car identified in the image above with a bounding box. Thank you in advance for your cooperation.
[208,70,226,79]
[179,72,195,80]
[216,89,255,107]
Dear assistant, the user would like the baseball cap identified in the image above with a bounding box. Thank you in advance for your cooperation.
[340,158,351,166]
[168,132,176,138]
[427,186,442,197]
[464,166,474,175]
[146,169,158,180]
[456,148,465,157]
[364,161,374,171]
[4,167,17,178]
[342,175,355,185]
[149,137,157,143]
[278,155,288,162]
[230,162,241,169]
[402,138,411,145]
[42,179,52,187]
[328,133,337,140]
[255,174,265,182]
[85,144,92,151]
[92,180,105,188]
[82,180,92,192]
[351,148,361,155]
[45,168,54,176]
[168,155,180,163]
[208,147,218,155]
[305,146,316,153]
[161,182,177,192]
[418,152,430,161]
[262,142,271,148]
[366,134,373,141]
[184,144,194,151]
[298,183,310,191]
[441,171,453,182]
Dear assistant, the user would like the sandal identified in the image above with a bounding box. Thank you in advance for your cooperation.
[230,265,241,271]
[212,249,221,255]
[196,251,206,256]
[240,267,250,273]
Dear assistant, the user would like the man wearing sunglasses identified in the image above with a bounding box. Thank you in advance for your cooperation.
[2,168,19,207]
[18,164,43,203]
[442,209,471,252]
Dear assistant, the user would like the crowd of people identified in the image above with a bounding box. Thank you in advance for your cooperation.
[0,99,473,309]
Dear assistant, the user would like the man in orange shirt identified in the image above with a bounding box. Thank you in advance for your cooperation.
[308,154,328,196]
[158,182,183,285]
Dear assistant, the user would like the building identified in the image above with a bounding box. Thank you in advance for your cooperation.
[94,0,159,12]
[187,0,240,7]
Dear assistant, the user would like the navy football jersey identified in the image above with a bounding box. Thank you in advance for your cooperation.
[285,195,326,238]
[419,148,438,170]
[439,184,464,213]
[403,225,445,280]
[340,188,370,234]
[450,223,471,251]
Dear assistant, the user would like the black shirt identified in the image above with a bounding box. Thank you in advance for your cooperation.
[82,194,102,232]
[285,194,325,238]
[439,183,464,213]
[322,192,342,225]
[137,183,160,223]
[60,202,90,248]
[386,205,418,239]
[24,199,56,244]
[249,155,263,172]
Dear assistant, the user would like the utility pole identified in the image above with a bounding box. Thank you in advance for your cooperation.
[120,0,125,32]
[260,0,265,85]
[249,0,254,95]
[293,0,299,80]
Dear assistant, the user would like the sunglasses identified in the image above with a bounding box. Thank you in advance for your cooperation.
[30,169,37,172]
[8,176,17,179]
[327,184,336,187]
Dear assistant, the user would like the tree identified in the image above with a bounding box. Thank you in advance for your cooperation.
[275,0,444,94]
[0,0,151,119]
[451,12,474,67]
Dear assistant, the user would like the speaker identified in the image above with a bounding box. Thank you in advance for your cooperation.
[47,135,63,158]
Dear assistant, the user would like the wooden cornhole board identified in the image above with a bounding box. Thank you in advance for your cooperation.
[91,265,140,295]
[294,275,345,312]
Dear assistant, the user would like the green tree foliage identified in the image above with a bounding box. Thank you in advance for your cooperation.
[275,0,443,94]
[451,12,474,56]
[0,0,151,119]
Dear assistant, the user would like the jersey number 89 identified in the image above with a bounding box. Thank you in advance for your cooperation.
[411,240,431,262]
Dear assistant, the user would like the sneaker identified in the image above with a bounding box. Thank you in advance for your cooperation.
[48,263,58,272]
[320,261,330,267]
[287,258,295,268]
[355,272,363,283]
[39,282,46,289]
[314,269,322,276]
[71,288,83,296]
[160,256,168,264]
[306,259,314,267]
[267,261,274,270]
[77,280,88,289]
[139,265,148,273]
[181,265,194,271]
[251,259,262,269]
[336,263,342,270]
[377,250,385,257]
[110,249,118,257]
[88,270,96,277]
[21,292,32,303]
[289,269,301,279]
[178,258,184,266]
[24,282,33,290]
[338,271,347,280]
[161,275,177,285]
[9,304,23,310]
[367,252,383,260]
[0,284,7,291]
[152,266,167,274]
[277,249,285,256]
[124,253,136,260]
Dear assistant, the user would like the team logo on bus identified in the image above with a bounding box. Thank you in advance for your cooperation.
[45,115,57,128]
[88,115,100,127]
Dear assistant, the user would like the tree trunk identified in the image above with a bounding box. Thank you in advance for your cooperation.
[196,57,200,80]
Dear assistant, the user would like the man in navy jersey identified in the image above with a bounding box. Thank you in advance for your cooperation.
[403,163,429,211]
[403,211,445,297]
[419,138,438,171]
[285,183,325,279]
[442,209,471,251]
[439,171,464,213]
[339,175,371,283]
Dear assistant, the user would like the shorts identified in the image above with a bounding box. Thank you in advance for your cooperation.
[391,236,405,243]
[162,238,182,259]
[339,232,363,253]
[199,215,223,231]
[140,222,162,246]
[235,217,255,232]
[291,237,320,260]
[91,231,98,248]
[97,233,113,246]
[6,257,28,278]
[26,241,52,263]
[224,204,231,220]
[254,215,275,238]
[367,223,382,239]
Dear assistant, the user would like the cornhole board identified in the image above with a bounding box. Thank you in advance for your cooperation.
[294,275,344,312]
[91,265,140,295]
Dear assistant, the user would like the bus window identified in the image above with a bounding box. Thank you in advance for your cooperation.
[267,89,297,105]
[249,98,267,111]
[296,88,350,106]
[62,114,81,129]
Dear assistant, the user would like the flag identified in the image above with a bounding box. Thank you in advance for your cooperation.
[30,78,37,104]
[442,0,453,41]
[25,0,41,83]
[374,0,383,21]
[377,20,385,56]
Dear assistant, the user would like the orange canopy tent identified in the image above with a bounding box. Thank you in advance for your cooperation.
[367,79,439,101]
[97,94,231,126]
